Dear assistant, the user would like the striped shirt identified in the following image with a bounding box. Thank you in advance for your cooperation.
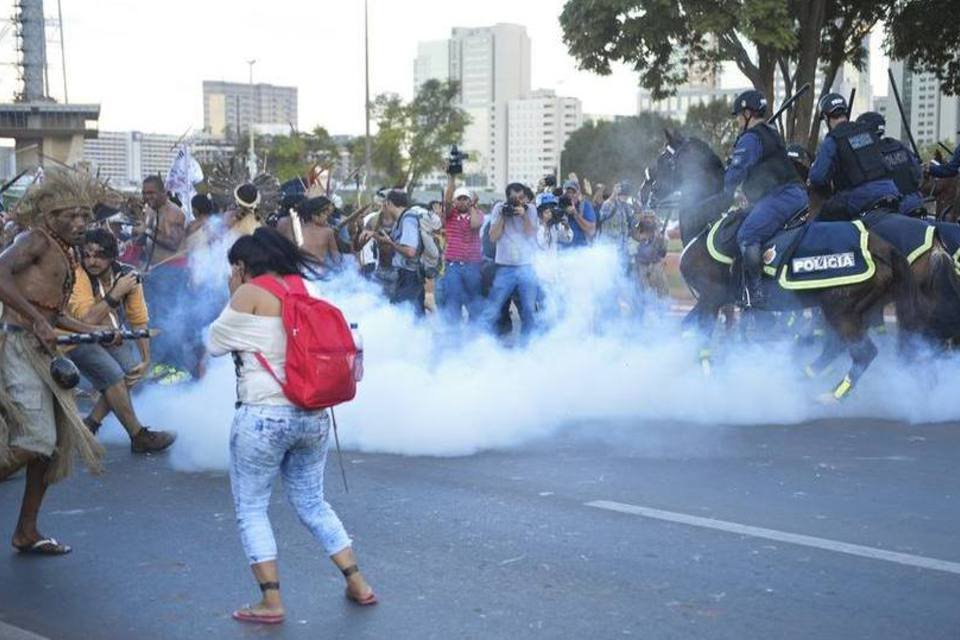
[443,207,483,263]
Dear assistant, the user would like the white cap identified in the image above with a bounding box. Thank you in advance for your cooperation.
[453,186,473,200]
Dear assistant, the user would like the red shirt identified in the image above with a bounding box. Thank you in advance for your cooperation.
[444,207,483,263]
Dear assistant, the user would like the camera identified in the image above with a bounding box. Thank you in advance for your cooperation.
[558,195,573,211]
[115,263,143,284]
[447,145,469,176]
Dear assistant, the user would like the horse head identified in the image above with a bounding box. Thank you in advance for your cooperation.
[650,130,726,244]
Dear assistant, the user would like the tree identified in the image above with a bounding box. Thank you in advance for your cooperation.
[886,0,960,96]
[559,0,901,150]
[684,98,740,154]
[560,113,681,187]
[370,79,470,192]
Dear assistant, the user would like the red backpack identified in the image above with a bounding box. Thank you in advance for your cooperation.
[250,274,357,409]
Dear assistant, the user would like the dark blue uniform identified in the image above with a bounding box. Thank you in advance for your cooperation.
[929,143,960,178]
[725,124,808,246]
[809,122,900,216]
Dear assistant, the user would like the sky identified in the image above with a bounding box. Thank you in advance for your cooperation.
[0,0,889,137]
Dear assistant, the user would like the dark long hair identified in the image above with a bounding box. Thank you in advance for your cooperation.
[227,227,320,279]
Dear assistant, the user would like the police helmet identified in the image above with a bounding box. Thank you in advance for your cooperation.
[818,93,848,119]
[731,90,768,117]
[785,143,812,165]
[856,111,886,136]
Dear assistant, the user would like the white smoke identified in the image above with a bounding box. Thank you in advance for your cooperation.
[92,240,960,472]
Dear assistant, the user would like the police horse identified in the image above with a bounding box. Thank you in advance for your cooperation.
[651,130,920,401]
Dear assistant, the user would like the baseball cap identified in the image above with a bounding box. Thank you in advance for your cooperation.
[453,186,473,200]
[562,179,580,192]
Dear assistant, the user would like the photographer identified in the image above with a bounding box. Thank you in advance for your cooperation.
[67,228,175,453]
[479,183,540,337]
[439,154,485,324]
[560,179,597,248]
[598,181,638,258]
[358,190,424,315]
[535,194,573,255]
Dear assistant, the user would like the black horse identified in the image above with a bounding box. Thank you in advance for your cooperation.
[650,130,919,401]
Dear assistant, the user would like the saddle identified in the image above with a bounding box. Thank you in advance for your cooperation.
[861,212,935,265]
[705,212,875,290]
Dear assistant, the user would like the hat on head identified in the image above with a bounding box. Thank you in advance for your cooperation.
[453,186,473,200]
[562,179,580,192]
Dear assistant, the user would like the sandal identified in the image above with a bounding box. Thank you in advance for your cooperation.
[342,565,378,605]
[232,581,284,624]
[13,537,72,556]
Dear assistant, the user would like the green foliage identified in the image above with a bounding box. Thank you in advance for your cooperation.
[886,0,960,96]
[236,125,346,182]
[560,113,681,186]
[559,0,935,149]
[370,79,470,191]
[684,98,739,155]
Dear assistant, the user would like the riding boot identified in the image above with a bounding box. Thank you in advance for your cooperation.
[740,242,766,309]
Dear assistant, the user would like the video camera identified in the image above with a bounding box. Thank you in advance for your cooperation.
[558,195,574,211]
[447,145,469,176]
[503,194,523,217]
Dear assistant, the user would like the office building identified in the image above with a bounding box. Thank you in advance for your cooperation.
[507,90,582,188]
[413,24,531,188]
[84,131,181,190]
[886,60,960,147]
[203,80,298,140]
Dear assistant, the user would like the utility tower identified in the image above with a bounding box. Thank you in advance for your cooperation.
[0,0,99,169]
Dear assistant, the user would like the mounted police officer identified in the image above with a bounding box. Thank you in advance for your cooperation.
[725,90,808,308]
[809,93,901,220]
[855,111,924,217]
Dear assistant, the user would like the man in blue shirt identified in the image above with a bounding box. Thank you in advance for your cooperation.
[928,141,960,178]
[560,179,596,247]
[725,90,808,308]
[809,93,901,219]
[855,112,924,217]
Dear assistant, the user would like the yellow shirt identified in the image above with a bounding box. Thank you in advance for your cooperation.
[68,265,150,328]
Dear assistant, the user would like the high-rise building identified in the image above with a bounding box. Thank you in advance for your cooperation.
[203,81,298,140]
[507,90,582,189]
[886,60,960,148]
[413,40,451,94]
[84,131,181,190]
[413,24,531,188]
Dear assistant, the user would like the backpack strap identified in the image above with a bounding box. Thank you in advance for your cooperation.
[248,274,307,388]
[250,274,288,299]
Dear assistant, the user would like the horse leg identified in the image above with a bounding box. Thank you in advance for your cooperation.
[681,297,720,375]
[804,327,844,379]
[818,315,879,404]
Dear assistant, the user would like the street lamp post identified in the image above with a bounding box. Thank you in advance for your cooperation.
[247,59,257,180]
[363,0,372,199]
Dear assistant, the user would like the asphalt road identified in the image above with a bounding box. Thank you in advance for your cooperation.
[1,418,958,639]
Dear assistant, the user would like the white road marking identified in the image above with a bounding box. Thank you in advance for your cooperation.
[586,500,960,576]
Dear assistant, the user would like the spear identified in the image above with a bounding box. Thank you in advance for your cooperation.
[56,328,158,346]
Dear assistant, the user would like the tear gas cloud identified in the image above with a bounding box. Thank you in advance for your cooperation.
[97,237,960,472]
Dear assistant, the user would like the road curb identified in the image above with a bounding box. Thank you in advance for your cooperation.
[0,620,50,640]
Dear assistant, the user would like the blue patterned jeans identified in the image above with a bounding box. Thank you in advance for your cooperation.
[229,404,352,565]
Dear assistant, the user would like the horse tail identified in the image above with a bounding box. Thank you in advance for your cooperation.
[890,249,920,333]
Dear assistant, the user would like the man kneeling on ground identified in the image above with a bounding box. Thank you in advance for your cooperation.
[67,228,175,453]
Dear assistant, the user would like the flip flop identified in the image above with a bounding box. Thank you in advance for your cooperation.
[13,538,72,555]
[231,607,285,625]
[345,589,378,606]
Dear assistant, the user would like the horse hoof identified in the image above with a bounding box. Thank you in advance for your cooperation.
[816,392,840,406]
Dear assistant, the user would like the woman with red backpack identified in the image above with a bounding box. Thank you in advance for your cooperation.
[207,227,376,625]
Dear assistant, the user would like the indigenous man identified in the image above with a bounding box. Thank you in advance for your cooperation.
[138,175,189,376]
[0,170,106,556]
[223,183,262,236]
[277,196,342,270]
